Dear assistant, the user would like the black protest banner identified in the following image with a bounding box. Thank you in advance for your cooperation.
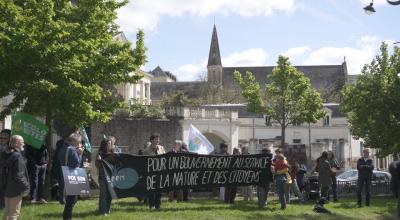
[102,152,272,198]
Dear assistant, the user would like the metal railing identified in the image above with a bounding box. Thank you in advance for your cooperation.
[336,180,392,196]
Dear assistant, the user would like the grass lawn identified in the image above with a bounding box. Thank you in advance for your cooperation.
[1,196,398,220]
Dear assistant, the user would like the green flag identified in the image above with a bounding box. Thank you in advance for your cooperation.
[80,127,92,153]
[11,112,48,149]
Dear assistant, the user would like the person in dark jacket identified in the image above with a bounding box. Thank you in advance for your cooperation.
[356,148,374,207]
[57,132,83,220]
[25,144,48,203]
[316,151,334,199]
[327,151,340,202]
[52,139,66,204]
[257,147,273,208]
[389,160,400,217]
[0,129,11,210]
[1,135,30,220]
[95,138,114,216]
[295,162,307,202]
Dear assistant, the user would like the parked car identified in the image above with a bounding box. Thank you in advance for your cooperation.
[336,169,391,194]
[337,169,391,183]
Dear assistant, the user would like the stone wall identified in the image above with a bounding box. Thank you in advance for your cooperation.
[89,118,183,154]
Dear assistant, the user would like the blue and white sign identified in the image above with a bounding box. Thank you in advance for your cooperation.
[188,124,214,155]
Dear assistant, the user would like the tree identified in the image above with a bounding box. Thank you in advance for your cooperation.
[162,91,200,108]
[0,0,146,129]
[197,71,242,104]
[341,43,400,156]
[234,55,325,147]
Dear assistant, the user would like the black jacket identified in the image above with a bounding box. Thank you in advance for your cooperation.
[357,157,374,179]
[25,144,48,166]
[1,148,30,197]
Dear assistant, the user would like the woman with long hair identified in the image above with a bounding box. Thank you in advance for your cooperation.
[96,138,114,216]
[327,151,340,202]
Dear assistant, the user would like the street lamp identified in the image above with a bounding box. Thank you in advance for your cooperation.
[364,0,400,14]
[364,1,376,15]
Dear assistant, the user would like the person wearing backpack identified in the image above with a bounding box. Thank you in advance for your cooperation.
[1,135,30,220]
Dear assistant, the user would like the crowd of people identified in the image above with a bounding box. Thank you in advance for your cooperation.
[0,127,398,219]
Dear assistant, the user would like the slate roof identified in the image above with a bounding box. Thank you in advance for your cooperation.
[151,81,207,101]
[207,25,222,66]
[151,66,177,81]
[222,64,347,94]
[323,103,345,118]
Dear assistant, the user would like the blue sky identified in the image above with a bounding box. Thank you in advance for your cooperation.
[116,0,399,81]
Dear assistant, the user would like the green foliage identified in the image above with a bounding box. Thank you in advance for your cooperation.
[234,56,325,146]
[162,91,200,108]
[0,0,146,128]
[129,100,165,119]
[341,43,400,156]
[114,100,165,119]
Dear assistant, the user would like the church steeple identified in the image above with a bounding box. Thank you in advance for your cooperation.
[207,25,222,66]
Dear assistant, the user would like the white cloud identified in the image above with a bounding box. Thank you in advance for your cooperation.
[302,36,385,75]
[222,48,269,67]
[174,48,269,81]
[175,62,206,81]
[282,46,311,61]
[117,0,296,34]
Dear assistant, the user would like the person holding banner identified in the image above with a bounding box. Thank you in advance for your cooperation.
[142,133,165,211]
[96,138,114,216]
[1,135,30,220]
[168,140,184,202]
[57,133,83,220]
[257,147,273,209]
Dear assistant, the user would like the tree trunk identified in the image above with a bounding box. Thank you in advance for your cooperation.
[44,111,53,200]
[281,125,286,148]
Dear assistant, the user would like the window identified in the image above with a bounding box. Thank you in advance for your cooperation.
[293,139,301,144]
[144,83,149,98]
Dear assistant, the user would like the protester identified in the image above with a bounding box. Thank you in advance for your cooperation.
[1,135,30,220]
[52,138,66,204]
[295,162,307,202]
[109,136,122,153]
[224,148,240,204]
[389,160,400,217]
[241,147,253,201]
[168,140,184,202]
[142,133,165,211]
[286,160,303,203]
[136,142,150,204]
[217,143,229,201]
[25,144,48,204]
[96,138,114,216]
[180,142,191,201]
[273,153,289,210]
[316,151,334,199]
[57,132,84,220]
[0,129,11,210]
[257,147,273,209]
[327,151,340,202]
[356,148,374,207]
